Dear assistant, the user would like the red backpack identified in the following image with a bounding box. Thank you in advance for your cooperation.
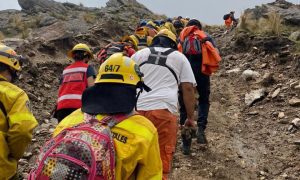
[28,114,129,180]
[181,32,202,55]
[97,42,135,64]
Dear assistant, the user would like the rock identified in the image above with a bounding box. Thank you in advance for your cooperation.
[248,111,259,115]
[290,81,299,88]
[49,128,55,133]
[39,15,57,27]
[27,51,36,57]
[294,140,300,145]
[226,68,240,74]
[271,88,281,98]
[295,84,300,89]
[289,31,300,41]
[50,118,58,125]
[278,112,285,118]
[27,92,39,102]
[289,97,300,106]
[242,69,260,81]
[260,72,275,87]
[245,89,267,106]
[18,0,67,14]
[291,118,300,127]
[1,38,27,49]
[260,63,267,68]
[44,83,51,88]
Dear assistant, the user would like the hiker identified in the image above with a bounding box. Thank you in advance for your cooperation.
[160,18,177,36]
[146,20,159,37]
[137,19,147,28]
[173,19,185,36]
[177,16,188,27]
[96,41,136,64]
[178,19,221,151]
[50,53,162,179]
[0,44,38,179]
[54,43,96,122]
[123,27,153,51]
[224,11,238,33]
[132,29,196,179]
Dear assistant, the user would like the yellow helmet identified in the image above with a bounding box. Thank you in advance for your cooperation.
[67,43,93,59]
[154,29,177,44]
[0,45,21,71]
[134,27,149,36]
[95,53,143,86]
[122,35,138,51]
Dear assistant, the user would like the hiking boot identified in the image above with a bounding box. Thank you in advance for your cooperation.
[181,127,192,155]
[197,127,207,144]
[182,145,191,155]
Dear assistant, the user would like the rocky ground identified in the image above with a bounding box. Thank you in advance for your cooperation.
[1,0,299,179]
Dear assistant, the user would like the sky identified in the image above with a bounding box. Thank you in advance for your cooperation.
[0,0,299,24]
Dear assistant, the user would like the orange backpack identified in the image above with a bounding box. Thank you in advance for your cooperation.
[178,26,222,76]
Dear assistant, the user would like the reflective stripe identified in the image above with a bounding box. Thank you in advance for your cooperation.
[63,67,87,75]
[57,94,82,102]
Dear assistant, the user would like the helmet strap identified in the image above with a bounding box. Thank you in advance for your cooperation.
[8,68,18,83]
[135,88,143,111]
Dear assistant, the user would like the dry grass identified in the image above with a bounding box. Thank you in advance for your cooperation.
[238,11,282,36]
[50,12,68,21]
[8,14,23,30]
[83,12,97,24]
[0,31,5,40]
[268,11,281,36]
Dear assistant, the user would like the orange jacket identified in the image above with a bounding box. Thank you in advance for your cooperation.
[178,26,221,76]
[225,18,233,27]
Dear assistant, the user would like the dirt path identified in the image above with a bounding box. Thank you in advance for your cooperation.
[170,73,257,180]
[170,30,300,179]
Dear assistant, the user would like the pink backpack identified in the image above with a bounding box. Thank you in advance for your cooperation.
[29,114,127,180]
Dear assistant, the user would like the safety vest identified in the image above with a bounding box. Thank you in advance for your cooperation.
[57,61,89,110]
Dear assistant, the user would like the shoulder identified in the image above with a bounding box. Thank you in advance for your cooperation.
[0,81,26,100]
[53,109,84,136]
[168,50,189,63]
[132,48,151,61]
[115,114,157,141]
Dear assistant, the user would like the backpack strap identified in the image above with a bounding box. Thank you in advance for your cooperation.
[84,113,135,128]
[0,101,7,117]
[139,47,179,84]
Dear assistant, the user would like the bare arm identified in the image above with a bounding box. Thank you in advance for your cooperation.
[87,76,95,87]
[181,82,195,126]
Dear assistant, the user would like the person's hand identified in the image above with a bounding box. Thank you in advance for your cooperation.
[184,118,196,127]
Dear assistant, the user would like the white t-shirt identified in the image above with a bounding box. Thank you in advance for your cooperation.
[131,47,196,114]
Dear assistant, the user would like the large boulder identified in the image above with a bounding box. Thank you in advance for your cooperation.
[238,0,300,34]
[18,0,67,14]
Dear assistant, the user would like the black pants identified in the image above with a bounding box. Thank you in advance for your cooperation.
[179,69,210,130]
[55,108,77,122]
